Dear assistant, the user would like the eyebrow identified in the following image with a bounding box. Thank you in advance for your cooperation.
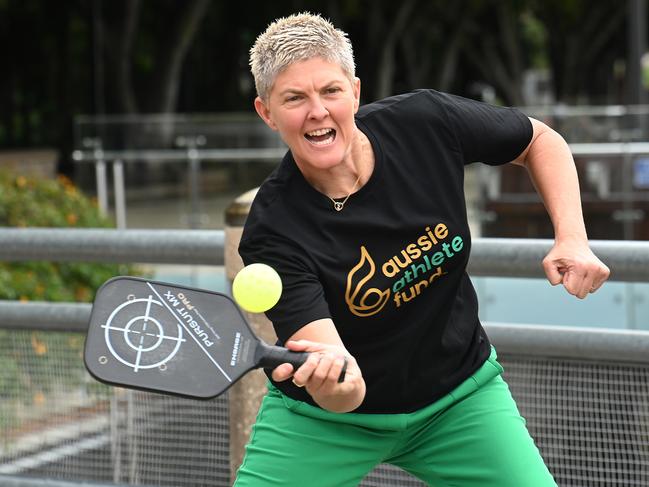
[278,88,305,97]
[278,81,343,97]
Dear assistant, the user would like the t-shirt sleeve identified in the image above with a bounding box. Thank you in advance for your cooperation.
[238,233,332,344]
[435,91,533,166]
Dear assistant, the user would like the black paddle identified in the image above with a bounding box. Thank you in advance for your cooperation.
[84,276,345,399]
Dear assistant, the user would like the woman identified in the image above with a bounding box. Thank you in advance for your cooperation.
[235,12,609,487]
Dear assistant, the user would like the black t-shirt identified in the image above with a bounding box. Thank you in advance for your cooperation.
[239,89,532,413]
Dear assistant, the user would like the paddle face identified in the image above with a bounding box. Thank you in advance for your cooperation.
[84,276,261,399]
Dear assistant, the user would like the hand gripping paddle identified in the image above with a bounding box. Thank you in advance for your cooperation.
[84,276,345,399]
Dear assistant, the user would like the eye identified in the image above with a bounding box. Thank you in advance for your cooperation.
[325,86,341,95]
[284,94,302,103]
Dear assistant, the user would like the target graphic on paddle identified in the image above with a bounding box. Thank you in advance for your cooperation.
[102,295,185,372]
[84,277,339,399]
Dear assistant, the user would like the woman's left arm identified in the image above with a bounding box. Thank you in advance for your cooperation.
[511,117,610,299]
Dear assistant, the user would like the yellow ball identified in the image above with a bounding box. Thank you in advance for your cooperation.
[232,263,283,313]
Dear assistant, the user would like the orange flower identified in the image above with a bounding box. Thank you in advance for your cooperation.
[57,174,72,186]
[31,333,47,355]
[75,286,91,301]
[33,391,46,406]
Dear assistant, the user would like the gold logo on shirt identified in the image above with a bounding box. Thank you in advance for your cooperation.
[344,224,465,316]
[345,246,391,317]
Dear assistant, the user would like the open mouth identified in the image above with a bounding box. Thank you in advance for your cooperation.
[304,128,336,146]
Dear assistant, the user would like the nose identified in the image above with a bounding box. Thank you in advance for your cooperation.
[308,96,329,119]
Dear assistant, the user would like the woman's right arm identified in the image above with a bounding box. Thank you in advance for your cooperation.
[271,318,366,413]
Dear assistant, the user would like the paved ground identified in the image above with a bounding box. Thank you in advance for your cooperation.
[122,190,243,230]
[108,186,244,293]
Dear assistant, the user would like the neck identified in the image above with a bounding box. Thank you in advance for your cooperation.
[307,129,373,199]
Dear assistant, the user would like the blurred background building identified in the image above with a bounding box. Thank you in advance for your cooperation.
[2,0,649,328]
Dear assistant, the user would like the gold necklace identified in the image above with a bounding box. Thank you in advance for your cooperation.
[329,174,361,211]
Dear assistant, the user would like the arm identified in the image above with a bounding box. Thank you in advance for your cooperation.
[511,118,610,298]
[271,318,366,413]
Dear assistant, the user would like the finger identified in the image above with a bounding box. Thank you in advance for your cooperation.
[588,275,605,294]
[589,279,604,293]
[308,353,335,391]
[542,258,564,286]
[309,356,349,397]
[331,356,347,383]
[577,272,593,299]
[291,352,321,387]
[590,265,611,293]
[284,339,317,352]
[571,259,610,297]
[576,285,590,299]
[566,269,591,299]
[562,269,583,298]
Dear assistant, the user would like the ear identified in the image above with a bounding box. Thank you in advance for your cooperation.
[254,97,278,131]
[352,77,361,113]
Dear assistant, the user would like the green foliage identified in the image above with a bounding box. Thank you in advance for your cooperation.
[0,0,628,153]
[520,11,549,69]
[0,170,135,435]
[0,170,106,227]
[0,170,129,301]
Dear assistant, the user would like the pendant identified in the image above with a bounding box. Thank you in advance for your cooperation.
[333,202,344,211]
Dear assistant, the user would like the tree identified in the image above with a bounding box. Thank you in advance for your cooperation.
[0,0,638,171]
[401,1,473,92]
[532,0,626,104]
[461,0,530,106]
[96,0,211,114]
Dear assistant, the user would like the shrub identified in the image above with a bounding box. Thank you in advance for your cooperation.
[0,170,126,301]
[0,170,139,433]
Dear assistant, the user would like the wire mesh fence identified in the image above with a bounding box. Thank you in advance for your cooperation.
[501,355,649,487]
[1,328,648,487]
[0,329,230,486]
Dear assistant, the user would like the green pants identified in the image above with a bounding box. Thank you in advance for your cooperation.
[234,349,557,487]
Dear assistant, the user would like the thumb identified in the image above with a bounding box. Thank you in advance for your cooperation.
[271,362,298,382]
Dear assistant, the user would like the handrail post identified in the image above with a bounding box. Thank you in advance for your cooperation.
[223,188,274,483]
[113,159,127,229]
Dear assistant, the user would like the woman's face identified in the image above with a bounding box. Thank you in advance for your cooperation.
[255,57,361,174]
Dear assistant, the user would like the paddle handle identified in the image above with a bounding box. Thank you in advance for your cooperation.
[257,344,347,383]
[257,344,309,370]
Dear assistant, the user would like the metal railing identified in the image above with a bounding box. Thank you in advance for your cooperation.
[0,229,648,334]
[1,229,649,487]
[0,228,648,279]
[0,228,225,266]
[2,294,649,362]
[68,140,649,232]
[72,148,285,229]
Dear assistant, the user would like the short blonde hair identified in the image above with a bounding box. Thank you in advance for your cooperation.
[249,12,356,101]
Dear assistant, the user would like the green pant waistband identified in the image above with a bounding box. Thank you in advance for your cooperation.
[266,346,503,431]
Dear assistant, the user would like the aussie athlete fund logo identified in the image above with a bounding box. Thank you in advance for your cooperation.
[345,223,465,317]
